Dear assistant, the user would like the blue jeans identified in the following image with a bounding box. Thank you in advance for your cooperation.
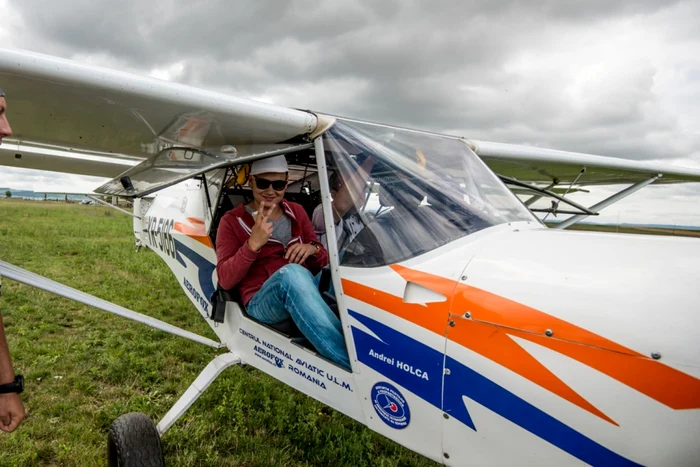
[247,264,350,369]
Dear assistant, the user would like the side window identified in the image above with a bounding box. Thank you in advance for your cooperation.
[340,168,471,268]
[323,143,475,268]
[322,120,535,268]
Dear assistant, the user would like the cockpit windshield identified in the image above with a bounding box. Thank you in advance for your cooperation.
[323,119,536,267]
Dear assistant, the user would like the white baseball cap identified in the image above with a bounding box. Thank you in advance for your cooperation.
[250,155,288,175]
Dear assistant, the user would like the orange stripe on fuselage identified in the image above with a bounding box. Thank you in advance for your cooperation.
[343,265,700,423]
[174,219,213,248]
[341,276,616,424]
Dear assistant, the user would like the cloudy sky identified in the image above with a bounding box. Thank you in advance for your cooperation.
[1,0,699,226]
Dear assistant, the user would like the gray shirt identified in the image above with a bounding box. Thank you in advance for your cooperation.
[246,205,292,246]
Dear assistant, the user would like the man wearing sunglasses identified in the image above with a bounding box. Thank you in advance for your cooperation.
[215,155,350,369]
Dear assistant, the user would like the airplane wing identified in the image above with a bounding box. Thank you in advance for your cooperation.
[467,140,700,227]
[3,47,698,210]
[469,140,700,186]
[0,48,318,180]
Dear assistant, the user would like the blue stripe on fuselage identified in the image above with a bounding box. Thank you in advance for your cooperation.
[173,239,215,302]
[349,310,640,466]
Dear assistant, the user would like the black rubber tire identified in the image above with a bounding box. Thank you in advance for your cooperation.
[107,412,165,467]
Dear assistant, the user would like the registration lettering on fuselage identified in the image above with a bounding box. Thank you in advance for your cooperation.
[145,216,176,259]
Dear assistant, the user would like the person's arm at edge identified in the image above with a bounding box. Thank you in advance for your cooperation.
[0,311,25,432]
[0,313,16,386]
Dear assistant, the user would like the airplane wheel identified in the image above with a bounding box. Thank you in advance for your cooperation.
[107,412,165,467]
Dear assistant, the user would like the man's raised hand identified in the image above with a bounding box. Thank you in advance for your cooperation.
[248,202,274,251]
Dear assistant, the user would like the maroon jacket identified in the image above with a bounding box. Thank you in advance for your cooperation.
[215,200,329,306]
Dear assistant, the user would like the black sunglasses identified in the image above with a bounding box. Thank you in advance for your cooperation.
[254,176,287,191]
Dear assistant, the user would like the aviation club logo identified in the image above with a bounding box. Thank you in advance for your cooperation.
[371,382,410,429]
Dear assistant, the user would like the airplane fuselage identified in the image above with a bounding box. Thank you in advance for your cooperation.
[137,178,700,466]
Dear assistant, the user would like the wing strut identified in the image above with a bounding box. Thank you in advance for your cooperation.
[524,179,559,207]
[543,168,586,222]
[499,175,596,215]
[156,352,241,435]
[554,175,662,230]
[0,259,222,349]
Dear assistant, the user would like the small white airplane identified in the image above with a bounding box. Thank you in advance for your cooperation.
[2,48,700,466]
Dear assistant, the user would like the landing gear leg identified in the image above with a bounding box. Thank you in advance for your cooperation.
[156,352,241,435]
[106,352,241,466]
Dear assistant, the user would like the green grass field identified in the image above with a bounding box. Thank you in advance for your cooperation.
[0,200,437,467]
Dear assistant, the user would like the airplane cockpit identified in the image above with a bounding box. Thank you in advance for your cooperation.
[211,118,537,268]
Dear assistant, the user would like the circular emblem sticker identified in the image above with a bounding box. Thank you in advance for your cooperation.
[371,382,410,429]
